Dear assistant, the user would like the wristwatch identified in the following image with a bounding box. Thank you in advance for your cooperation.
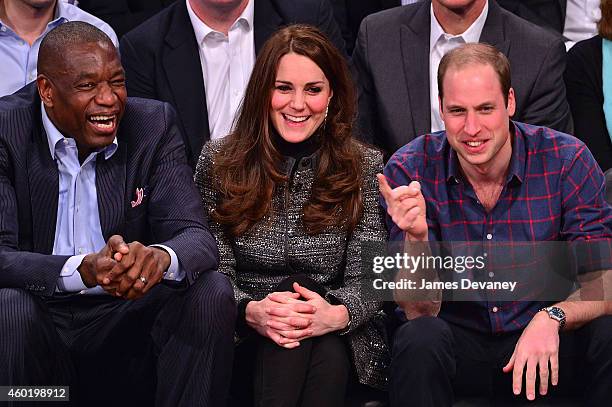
[540,306,566,330]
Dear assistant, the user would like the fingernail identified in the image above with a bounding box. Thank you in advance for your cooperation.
[513,388,520,395]
[528,394,534,400]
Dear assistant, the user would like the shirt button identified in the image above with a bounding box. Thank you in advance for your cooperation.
[489,272,494,278]
[492,306,499,313]
[486,233,493,240]
[63,138,68,144]
[0,26,6,32]
[79,290,87,295]
[168,273,174,279]
[78,248,83,254]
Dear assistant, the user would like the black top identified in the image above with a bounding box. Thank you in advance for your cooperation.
[565,35,612,172]
[272,130,320,162]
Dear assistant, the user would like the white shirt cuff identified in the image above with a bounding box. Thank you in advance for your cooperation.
[56,254,88,292]
[150,244,185,282]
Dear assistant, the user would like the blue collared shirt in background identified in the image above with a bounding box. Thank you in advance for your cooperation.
[0,1,118,97]
[41,104,183,294]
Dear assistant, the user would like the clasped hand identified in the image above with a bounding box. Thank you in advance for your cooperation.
[78,235,171,299]
[245,282,349,348]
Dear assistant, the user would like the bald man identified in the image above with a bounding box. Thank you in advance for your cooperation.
[0,21,235,407]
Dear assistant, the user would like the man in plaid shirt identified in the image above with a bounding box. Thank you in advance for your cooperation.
[380,43,612,406]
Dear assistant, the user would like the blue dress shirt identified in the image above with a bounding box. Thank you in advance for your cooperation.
[41,105,183,294]
[0,2,118,97]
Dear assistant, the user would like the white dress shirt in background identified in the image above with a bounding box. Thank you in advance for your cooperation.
[564,0,601,50]
[429,1,488,133]
[187,0,255,140]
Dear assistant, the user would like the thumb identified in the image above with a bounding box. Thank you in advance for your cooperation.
[293,282,318,300]
[377,173,393,201]
[106,235,129,259]
[502,352,516,373]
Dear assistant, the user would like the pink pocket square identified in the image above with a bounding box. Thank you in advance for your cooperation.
[131,187,145,208]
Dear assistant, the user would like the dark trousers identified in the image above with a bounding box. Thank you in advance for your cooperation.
[390,315,612,407]
[0,271,236,407]
[231,275,351,407]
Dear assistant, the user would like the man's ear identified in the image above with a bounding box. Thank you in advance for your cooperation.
[506,87,516,117]
[37,75,54,108]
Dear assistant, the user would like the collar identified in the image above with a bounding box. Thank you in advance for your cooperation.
[186,0,254,45]
[41,102,118,161]
[446,120,524,186]
[429,0,489,52]
[51,1,70,27]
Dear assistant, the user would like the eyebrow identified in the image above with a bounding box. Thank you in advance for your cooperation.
[73,68,125,82]
[444,101,496,109]
[275,80,325,86]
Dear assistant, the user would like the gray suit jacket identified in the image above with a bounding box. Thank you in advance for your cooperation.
[352,0,572,156]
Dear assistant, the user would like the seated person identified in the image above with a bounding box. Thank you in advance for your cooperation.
[380,43,612,406]
[0,22,235,407]
[0,0,117,97]
[352,0,572,158]
[120,0,345,170]
[565,0,612,171]
[195,24,389,407]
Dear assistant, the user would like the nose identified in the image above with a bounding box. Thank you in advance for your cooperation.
[463,110,481,136]
[95,82,117,107]
[289,91,305,111]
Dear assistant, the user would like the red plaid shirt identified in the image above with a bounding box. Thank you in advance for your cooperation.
[383,121,612,333]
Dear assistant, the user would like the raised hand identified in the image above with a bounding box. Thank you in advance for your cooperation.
[377,174,428,241]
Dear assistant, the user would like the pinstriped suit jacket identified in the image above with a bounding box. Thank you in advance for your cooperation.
[0,83,219,297]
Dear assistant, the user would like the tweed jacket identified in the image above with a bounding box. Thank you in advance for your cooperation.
[195,138,390,389]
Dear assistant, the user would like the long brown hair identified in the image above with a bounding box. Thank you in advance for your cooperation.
[212,24,362,237]
[599,0,612,40]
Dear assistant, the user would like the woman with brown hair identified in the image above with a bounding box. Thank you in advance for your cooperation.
[194,24,388,406]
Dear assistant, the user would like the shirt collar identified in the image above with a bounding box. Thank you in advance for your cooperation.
[446,120,524,185]
[186,0,254,45]
[429,0,489,52]
[41,102,118,161]
[49,1,71,28]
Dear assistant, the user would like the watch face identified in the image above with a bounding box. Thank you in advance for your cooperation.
[547,307,566,328]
